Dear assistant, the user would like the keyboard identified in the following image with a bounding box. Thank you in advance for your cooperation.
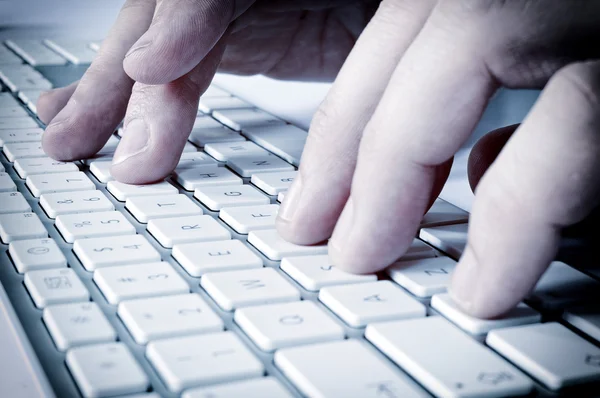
[1,38,600,398]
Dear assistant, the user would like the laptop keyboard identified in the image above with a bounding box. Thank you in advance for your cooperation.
[1,38,600,398]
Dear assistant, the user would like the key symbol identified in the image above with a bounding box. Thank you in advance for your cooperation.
[118,277,136,283]
[70,316,90,324]
[424,268,449,276]
[148,273,168,280]
[477,371,513,385]
[366,381,399,397]
[182,224,201,230]
[279,315,303,325]
[27,246,49,255]
[178,308,202,316]
[364,294,386,302]
[320,265,333,271]
[240,279,265,289]
[74,221,92,228]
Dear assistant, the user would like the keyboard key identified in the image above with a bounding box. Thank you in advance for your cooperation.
[43,302,116,351]
[419,223,467,259]
[146,331,264,393]
[26,171,95,197]
[89,160,113,183]
[42,39,97,64]
[0,65,53,91]
[172,240,262,276]
[106,180,177,201]
[0,172,16,191]
[176,151,219,168]
[0,116,38,130]
[219,204,279,234]
[198,97,253,113]
[126,194,202,223]
[251,171,296,195]
[3,142,45,161]
[175,166,242,191]
[55,211,136,243]
[14,157,78,178]
[118,294,223,344]
[194,184,269,211]
[24,268,89,308]
[431,293,540,335]
[280,255,376,292]
[213,108,285,131]
[248,229,327,261]
[66,342,149,398]
[0,46,22,65]
[319,281,426,327]
[228,155,294,177]
[275,339,428,398]
[148,214,231,248]
[0,106,28,118]
[387,256,457,297]
[0,212,47,243]
[399,238,438,261]
[422,199,469,227]
[0,192,31,214]
[94,262,189,304]
[235,301,345,352]
[563,307,600,342]
[0,128,42,146]
[17,89,43,113]
[9,238,67,273]
[40,190,114,218]
[183,377,292,398]
[487,322,600,390]
[74,235,161,271]
[5,39,67,66]
[192,116,223,130]
[201,268,300,311]
[243,124,307,167]
[188,126,245,147]
[204,141,268,161]
[366,317,533,398]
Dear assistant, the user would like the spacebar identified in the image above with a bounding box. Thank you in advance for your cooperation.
[0,280,54,398]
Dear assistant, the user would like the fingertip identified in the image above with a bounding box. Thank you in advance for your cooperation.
[36,81,78,125]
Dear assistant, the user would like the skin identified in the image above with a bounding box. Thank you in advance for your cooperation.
[40,0,600,319]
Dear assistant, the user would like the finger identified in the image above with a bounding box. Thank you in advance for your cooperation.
[450,61,600,318]
[276,0,437,245]
[42,0,155,161]
[36,81,78,125]
[110,39,227,184]
[123,0,254,85]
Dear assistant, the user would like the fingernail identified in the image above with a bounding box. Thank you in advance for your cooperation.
[448,246,480,313]
[277,173,303,222]
[112,119,149,166]
[329,198,355,254]
[125,39,151,58]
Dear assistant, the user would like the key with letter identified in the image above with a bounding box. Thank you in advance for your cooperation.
[148,214,231,248]
[248,229,328,260]
[194,184,269,211]
[126,194,202,223]
[204,141,269,161]
[251,171,296,195]
[387,256,457,297]
[227,155,294,178]
[219,204,279,234]
[175,166,242,191]
[212,108,285,131]
[74,235,161,271]
[107,180,178,201]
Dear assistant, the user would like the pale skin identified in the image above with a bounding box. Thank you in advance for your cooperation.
[39,0,600,318]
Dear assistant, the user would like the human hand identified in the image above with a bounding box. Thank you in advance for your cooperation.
[276,0,600,318]
[38,0,377,183]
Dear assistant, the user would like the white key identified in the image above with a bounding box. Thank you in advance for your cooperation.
[0,212,47,243]
[213,108,285,131]
[89,160,113,183]
[118,294,223,344]
[275,340,428,398]
[55,211,136,243]
[24,268,89,308]
[66,342,149,398]
[251,171,296,195]
[319,281,425,327]
[201,85,231,98]
[0,128,42,145]
[366,317,533,398]
[398,238,438,261]
[188,126,245,147]
[563,307,600,342]
[175,166,242,191]
[0,106,28,118]
[94,262,189,304]
[194,184,268,211]
[204,141,268,161]
[5,40,67,66]
[529,261,600,310]
[42,39,96,64]
[126,194,202,223]
[431,293,540,335]
[74,235,161,271]
[280,255,376,292]
[419,223,467,259]
[176,151,218,169]
[487,322,600,390]
[26,171,95,197]
[173,239,262,276]
[17,89,43,113]
[0,192,31,214]
[40,190,114,218]
[387,256,457,297]
[3,142,45,161]
[242,124,307,167]
[14,157,78,178]
[201,268,300,311]
[183,377,292,398]
[248,229,328,261]
[198,97,253,113]
[219,204,279,234]
[0,66,53,92]
[9,238,66,273]
[192,116,223,130]
[0,116,39,130]
[0,172,16,192]
[227,155,294,178]
[107,180,178,201]
[0,46,22,65]
[422,199,469,227]
[147,331,263,392]
[43,302,116,351]
[148,214,231,248]
[235,301,344,352]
